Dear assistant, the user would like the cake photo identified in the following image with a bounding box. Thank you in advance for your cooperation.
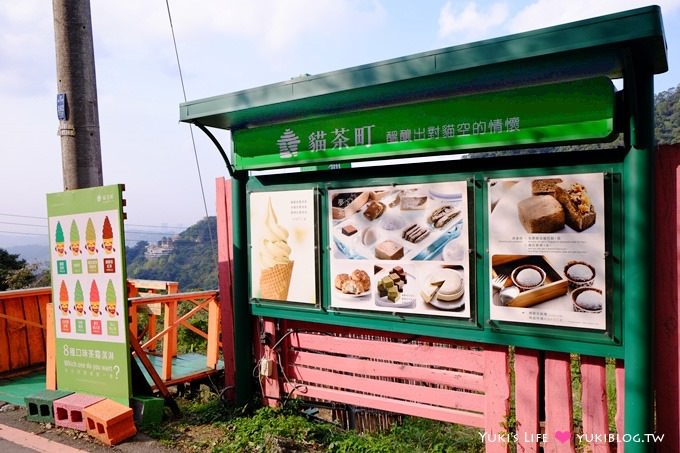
[335,269,371,296]
[511,264,546,291]
[517,195,565,233]
[420,268,465,307]
[332,191,370,220]
[564,260,596,289]
[572,287,603,313]
[555,182,596,231]
[515,178,597,234]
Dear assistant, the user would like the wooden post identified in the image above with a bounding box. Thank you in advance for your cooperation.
[514,348,540,453]
[52,0,103,189]
[544,352,574,452]
[654,144,680,450]
[483,345,510,453]
[206,295,220,369]
[162,300,177,381]
[45,303,56,390]
[216,177,237,397]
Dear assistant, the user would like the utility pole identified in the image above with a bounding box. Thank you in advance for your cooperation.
[53,0,103,190]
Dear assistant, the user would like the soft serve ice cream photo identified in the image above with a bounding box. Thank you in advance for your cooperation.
[249,190,318,304]
[259,197,294,300]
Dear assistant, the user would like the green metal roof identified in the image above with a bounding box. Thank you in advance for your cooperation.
[179,5,667,131]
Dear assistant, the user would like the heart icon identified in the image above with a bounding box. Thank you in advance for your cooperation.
[554,431,571,443]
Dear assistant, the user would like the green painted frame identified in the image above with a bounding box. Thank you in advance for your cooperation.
[180,6,666,445]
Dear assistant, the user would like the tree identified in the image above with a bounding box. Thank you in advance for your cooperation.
[655,84,680,145]
[0,248,28,291]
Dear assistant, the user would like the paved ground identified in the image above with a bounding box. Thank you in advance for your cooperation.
[0,402,181,453]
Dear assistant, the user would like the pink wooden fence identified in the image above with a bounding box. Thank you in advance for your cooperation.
[253,320,624,452]
[216,147,680,452]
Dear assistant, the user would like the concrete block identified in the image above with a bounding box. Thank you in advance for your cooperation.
[53,393,105,431]
[130,395,164,429]
[84,398,137,446]
[24,389,74,423]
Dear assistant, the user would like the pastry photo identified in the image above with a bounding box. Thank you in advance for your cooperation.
[488,174,603,238]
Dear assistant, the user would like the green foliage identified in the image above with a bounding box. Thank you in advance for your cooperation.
[126,217,218,291]
[177,300,208,353]
[147,395,485,453]
[327,417,484,453]
[655,84,680,145]
[0,248,49,290]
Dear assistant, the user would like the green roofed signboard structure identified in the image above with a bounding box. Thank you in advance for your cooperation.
[47,184,131,404]
[180,6,667,447]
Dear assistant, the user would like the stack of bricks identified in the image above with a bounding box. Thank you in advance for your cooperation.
[53,393,105,431]
[83,398,137,446]
[24,391,144,446]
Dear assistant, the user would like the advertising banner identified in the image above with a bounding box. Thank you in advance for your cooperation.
[232,77,615,170]
[47,185,131,403]
[249,190,318,304]
[488,173,606,329]
[328,181,471,318]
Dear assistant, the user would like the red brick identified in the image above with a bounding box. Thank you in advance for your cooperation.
[83,399,136,446]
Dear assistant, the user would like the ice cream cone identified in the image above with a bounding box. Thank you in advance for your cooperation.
[260,261,294,300]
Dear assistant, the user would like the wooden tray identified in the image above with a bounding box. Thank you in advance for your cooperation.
[492,255,568,308]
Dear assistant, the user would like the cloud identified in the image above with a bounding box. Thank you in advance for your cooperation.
[438,1,509,42]
[437,0,680,46]
[90,0,386,60]
[0,2,55,96]
[509,0,680,34]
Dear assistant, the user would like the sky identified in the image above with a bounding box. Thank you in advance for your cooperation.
[1,0,679,248]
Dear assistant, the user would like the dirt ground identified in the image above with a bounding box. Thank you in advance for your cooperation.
[0,401,182,452]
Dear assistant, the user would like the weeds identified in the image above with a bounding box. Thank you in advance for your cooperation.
[145,390,485,453]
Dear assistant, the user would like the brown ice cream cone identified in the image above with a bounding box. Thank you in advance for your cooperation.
[260,261,294,300]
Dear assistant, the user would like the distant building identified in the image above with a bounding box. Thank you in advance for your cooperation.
[144,238,174,259]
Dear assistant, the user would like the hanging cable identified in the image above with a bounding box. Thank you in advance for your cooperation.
[165,0,216,252]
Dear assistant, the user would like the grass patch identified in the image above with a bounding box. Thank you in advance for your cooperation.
[145,391,485,453]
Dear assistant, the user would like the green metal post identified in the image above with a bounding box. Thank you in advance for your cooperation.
[623,70,655,448]
[231,172,254,406]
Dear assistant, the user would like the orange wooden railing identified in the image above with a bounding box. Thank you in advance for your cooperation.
[127,283,221,384]
[0,287,50,377]
[0,281,221,389]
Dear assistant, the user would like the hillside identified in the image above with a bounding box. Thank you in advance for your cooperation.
[125,217,218,291]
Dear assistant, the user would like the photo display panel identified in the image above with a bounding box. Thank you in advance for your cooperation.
[328,181,472,319]
[488,173,607,330]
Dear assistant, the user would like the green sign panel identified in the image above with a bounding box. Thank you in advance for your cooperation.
[47,184,131,404]
[233,77,615,170]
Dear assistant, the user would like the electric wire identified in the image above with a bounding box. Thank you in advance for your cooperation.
[165,0,216,255]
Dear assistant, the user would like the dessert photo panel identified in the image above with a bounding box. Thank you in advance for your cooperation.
[329,181,472,319]
[488,173,606,330]
[249,190,317,304]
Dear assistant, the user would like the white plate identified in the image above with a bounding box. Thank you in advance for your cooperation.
[335,288,371,300]
[442,239,466,263]
[429,297,465,311]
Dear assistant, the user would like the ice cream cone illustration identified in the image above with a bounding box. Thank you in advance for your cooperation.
[74,281,85,316]
[105,279,118,317]
[69,220,81,256]
[85,218,98,255]
[55,221,66,257]
[58,281,70,314]
[89,280,101,316]
[259,197,294,300]
[101,216,115,254]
